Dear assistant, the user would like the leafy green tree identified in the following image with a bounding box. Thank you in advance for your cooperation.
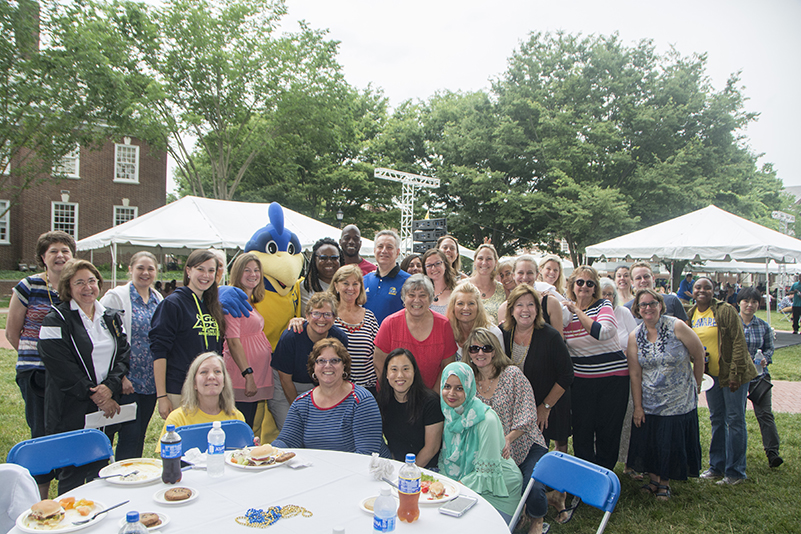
[1,0,149,215]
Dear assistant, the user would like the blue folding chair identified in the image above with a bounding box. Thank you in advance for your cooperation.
[509,451,621,534]
[7,429,114,477]
[175,420,254,452]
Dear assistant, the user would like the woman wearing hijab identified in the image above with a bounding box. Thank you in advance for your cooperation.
[439,362,523,522]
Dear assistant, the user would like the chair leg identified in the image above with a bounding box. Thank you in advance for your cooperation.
[509,478,535,532]
[595,511,612,534]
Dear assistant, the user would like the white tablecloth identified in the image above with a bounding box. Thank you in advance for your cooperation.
[10,449,509,534]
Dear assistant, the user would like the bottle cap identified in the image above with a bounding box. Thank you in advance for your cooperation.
[405,453,416,463]
[166,424,175,432]
[213,421,221,428]
[126,511,140,523]
[380,487,391,496]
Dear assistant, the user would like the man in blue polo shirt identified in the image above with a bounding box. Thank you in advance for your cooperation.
[364,230,410,325]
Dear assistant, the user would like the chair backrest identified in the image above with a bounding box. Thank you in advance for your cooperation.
[7,429,114,476]
[174,420,254,452]
[532,451,620,513]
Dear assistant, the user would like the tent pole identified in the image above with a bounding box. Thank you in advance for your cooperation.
[670,261,674,293]
[765,258,771,325]
[112,244,118,287]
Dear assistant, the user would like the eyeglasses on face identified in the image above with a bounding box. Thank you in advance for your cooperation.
[425,260,444,270]
[468,345,495,354]
[315,357,342,366]
[575,279,596,288]
[72,278,99,288]
[309,311,334,319]
[316,254,340,262]
[638,301,659,310]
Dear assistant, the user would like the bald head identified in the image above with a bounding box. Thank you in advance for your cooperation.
[340,224,362,261]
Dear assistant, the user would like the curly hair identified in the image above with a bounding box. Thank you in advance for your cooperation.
[306,338,352,385]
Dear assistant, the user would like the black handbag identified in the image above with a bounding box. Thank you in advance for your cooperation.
[747,374,772,404]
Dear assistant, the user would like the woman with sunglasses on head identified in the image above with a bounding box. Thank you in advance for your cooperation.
[627,289,705,500]
[465,328,549,534]
[563,266,629,476]
[273,338,390,456]
[422,248,457,315]
[376,349,444,468]
[300,238,345,316]
[496,260,517,299]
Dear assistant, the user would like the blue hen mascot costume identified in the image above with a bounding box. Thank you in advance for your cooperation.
[220,203,303,443]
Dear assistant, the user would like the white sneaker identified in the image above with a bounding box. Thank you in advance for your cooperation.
[699,469,722,480]
[716,477,745,485]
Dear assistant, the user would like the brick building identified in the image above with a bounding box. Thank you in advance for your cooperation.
[0,136,167,270]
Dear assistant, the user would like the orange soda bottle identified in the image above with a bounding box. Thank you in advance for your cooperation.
[397,454,420,523]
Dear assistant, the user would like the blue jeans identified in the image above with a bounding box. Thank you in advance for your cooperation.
[705,376,748,479]
[519,442,549,518]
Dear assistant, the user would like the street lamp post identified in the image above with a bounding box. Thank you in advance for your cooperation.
[336,208,344,229]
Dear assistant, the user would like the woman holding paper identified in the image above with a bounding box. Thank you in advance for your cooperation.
[38,259,130,494]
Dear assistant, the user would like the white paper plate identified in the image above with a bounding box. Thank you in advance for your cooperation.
[99,458,163,485]
[225,448,292,470]
[701,374,715,392]
[391,476,460,505]
[118,512,170,531]
[16,500,107,533]
[153,487,199,505]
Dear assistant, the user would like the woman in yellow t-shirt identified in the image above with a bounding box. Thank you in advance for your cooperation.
[160,352,245,441]
[688,277,756,485]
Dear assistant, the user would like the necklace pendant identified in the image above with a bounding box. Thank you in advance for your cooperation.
[481,293,486,298]
[434,297,439,302]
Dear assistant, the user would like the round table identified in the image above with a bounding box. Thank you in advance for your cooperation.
[10,449,509,533]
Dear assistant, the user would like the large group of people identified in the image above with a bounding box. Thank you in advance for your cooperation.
[5,227,785,532]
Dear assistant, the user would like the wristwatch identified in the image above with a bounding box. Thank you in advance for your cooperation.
[241,367,254,377]
[543,402,552,410]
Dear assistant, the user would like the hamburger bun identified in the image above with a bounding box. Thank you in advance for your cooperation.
[29,500,65,525]
[140,513,162,527]
[164,487,193,501]
[249,444,277,461]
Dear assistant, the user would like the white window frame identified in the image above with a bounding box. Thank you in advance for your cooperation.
[51,201,79,239]
[0,199,9,244]
[114,205,138,226]
[114,142,140,183]
[54,146,80,179]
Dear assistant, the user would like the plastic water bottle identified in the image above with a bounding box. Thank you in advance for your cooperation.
[754,349,765,374]
[207,421,226,478]
[372,487,397,533]
[160,425,182,484]
[118,512,148,534]
[397,453,420,523]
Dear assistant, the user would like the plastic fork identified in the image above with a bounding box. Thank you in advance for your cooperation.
[71,500,129,525]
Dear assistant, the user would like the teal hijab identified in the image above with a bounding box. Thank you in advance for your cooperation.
[438,362,490,479]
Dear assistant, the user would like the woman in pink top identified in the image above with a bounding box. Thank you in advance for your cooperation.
[374,274,458,390]
[223,253,274,432]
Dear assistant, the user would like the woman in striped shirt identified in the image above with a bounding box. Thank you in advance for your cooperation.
[563,266,629,474]
[272,338,389,456]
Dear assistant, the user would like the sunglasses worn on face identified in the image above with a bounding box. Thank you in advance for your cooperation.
[317,255,340,262]
[575,279,596,288]
[468,345,495,354]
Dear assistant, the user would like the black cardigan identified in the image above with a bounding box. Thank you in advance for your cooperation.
[38,301,130,435]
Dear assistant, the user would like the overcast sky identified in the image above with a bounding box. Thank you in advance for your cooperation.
[280,0,801,187]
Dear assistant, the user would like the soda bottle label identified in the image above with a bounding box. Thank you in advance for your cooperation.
[208,443,224,455]
[373,516,396,532]
[161,443,181,459]
[398,476,420,495]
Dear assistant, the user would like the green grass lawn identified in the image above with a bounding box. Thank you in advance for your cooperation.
[1,345,800,532]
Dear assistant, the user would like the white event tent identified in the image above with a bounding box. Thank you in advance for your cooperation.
[77,196,372,284]
[586,205,801,321]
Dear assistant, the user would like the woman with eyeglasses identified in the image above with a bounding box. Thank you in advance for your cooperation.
[563,266,629,476]
[465,328,549,534]
[273,338,390,456]
[627,289,705,500]
[38,259,130,494]
[269,292,348,428]
[422,248,457,315]
[376,348,444,468]
[374,275,458,390]
[300,238,345,316]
